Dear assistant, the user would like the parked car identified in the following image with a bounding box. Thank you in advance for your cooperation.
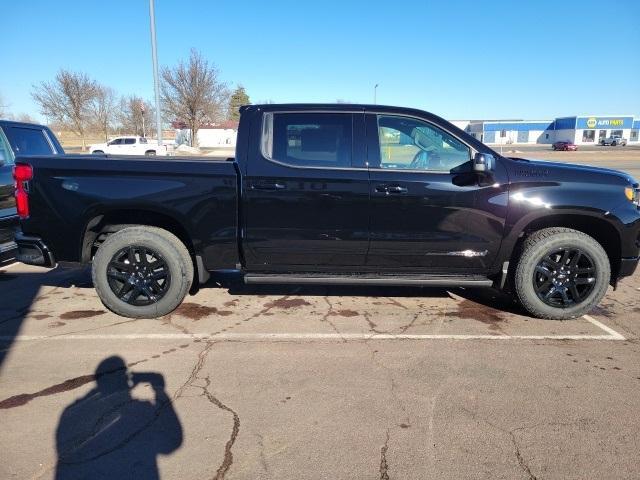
[12,104,640,320]
[600,135,627,146]
[0,120,64,264]
[89,136,168,156]
[552,141,578,151]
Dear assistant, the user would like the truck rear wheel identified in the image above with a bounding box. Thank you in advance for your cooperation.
[92,226,193,318]
[514,228,610,320]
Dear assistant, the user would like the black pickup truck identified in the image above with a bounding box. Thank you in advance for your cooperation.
[0,120,64,263]
[12,104,640,319]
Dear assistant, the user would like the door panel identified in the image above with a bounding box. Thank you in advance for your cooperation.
[242,111,369,270]
[365,113,508,272]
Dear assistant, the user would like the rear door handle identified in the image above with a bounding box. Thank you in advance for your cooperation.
[251,182,286,191]
[375,184,408,194]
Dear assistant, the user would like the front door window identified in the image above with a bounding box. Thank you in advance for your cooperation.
[375,115,470,172]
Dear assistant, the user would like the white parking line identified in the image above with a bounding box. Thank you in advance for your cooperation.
[583,315,626,340]
[0,317,626,343]
[0,332,624,343]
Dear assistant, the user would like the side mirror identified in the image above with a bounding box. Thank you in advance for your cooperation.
[473,152,495,173]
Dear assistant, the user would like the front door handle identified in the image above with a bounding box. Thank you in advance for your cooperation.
[251,182,286,191]
[375,184,408,194]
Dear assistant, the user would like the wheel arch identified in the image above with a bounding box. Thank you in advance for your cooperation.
[503,213,622,285]
[81,209,196,264]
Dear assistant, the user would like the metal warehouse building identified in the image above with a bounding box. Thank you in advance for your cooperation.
[464,115,640,146]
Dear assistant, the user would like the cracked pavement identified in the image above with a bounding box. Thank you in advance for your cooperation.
[1,262,639,479]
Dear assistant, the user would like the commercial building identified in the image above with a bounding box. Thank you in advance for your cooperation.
[173,121,238,148]
[553,116,638,145]
[467,120,554,145]
[464,115,640,146]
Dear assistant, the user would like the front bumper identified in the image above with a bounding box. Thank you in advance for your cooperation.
[15,232,56,268]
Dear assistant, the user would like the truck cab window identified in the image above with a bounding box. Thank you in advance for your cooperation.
[3,126,54,156]
[263,113,352,168]
[376,115,470,172]
[124,138,136,145]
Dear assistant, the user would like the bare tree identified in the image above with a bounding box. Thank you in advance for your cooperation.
[14,113,37,123]
[161,49,229,146]
[32,70,98,150]
[117,95,155,137]
[0,91,9,118]
[91,85,117,142]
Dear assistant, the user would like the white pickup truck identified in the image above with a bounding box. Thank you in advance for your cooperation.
[89,136,168,156]
[600,135,627,147]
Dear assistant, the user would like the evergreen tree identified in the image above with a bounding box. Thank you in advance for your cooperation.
[228,85,250,121]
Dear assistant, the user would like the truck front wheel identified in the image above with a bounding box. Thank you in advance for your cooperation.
[92,226,193,318]
[514,228,610,320]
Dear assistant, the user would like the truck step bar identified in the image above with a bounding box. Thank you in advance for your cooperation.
[243,273,494,287]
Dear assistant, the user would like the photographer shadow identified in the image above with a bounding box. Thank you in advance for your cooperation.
[55,356,182,480]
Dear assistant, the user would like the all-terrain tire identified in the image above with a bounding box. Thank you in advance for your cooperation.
[92,226,193,318]
[514,227,610,320]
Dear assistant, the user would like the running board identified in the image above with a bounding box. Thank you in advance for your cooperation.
[243,273,493,288]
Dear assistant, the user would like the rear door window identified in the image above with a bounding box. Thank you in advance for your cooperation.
[3,126,55,156]
[262,112,353,168]
[124,138,136,145]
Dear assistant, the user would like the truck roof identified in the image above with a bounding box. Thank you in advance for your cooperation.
[242,103,439,116]
[240,103,462,130]
[0,119,50,129]
[240,103,491,155]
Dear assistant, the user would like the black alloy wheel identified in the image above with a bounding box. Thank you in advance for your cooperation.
[106,245,171,306]
[533,247,596,308]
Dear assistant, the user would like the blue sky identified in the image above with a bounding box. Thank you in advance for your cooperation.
[2,0,639,121]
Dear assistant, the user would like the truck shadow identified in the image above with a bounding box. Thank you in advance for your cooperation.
[0,265,528,372]
[212,272,527,317]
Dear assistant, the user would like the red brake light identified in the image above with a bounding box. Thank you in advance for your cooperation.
[13,163,33,219]
[15,189,29,218]
[13,164,33,182]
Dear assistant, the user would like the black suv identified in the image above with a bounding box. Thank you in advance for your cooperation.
[0,120,64,264]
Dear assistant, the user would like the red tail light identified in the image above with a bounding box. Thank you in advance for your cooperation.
[13,163,33,219]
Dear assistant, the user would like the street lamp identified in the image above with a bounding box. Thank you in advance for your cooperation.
[149,0,162,147]
[374,84,379,105]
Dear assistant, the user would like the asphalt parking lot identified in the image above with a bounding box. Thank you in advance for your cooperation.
[1,261,639,480]
[1,146,639,480]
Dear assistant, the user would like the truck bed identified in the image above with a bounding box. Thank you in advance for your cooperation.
[16,154,240,271]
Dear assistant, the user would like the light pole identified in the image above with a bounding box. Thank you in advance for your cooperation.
[149,0,162,146]
[374,84,379,104]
